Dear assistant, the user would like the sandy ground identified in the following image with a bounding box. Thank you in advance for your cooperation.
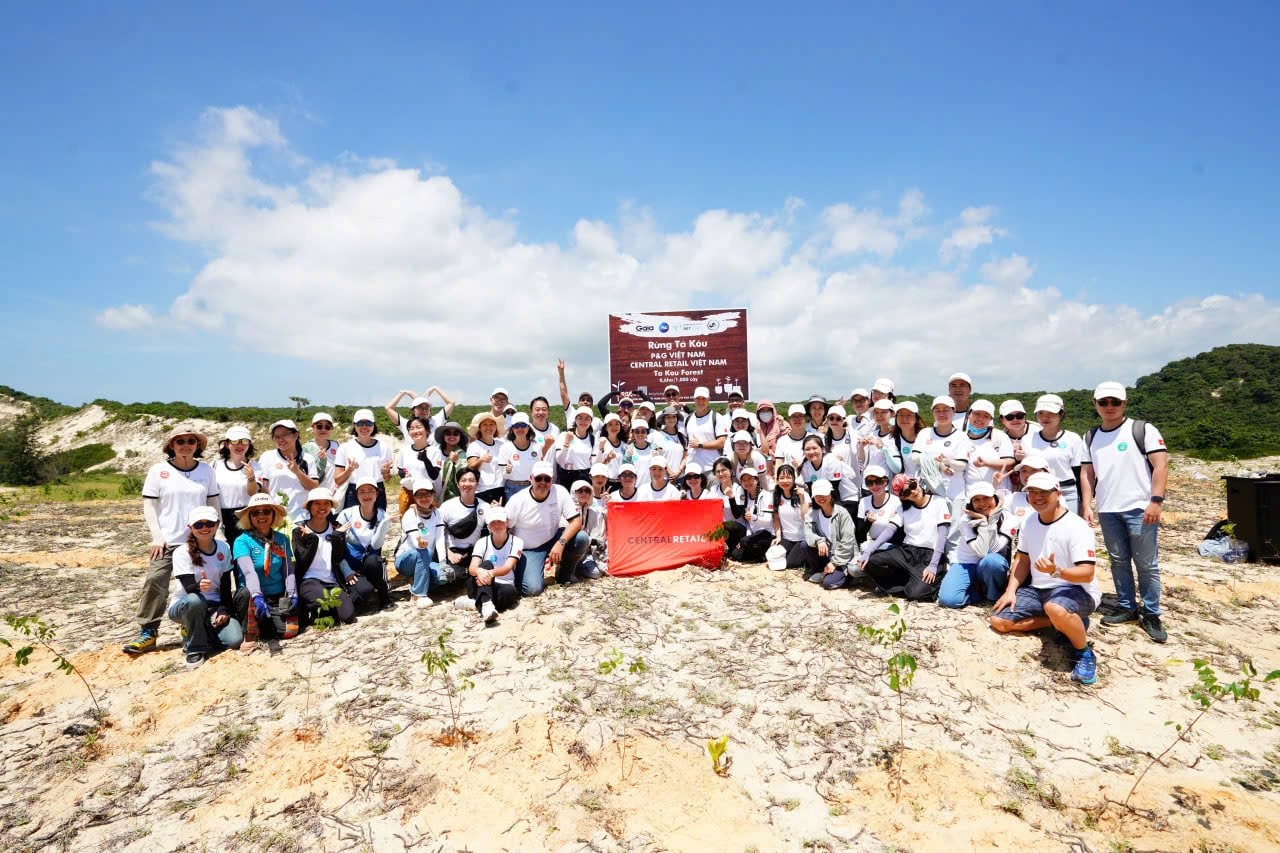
[1,454,1278,851]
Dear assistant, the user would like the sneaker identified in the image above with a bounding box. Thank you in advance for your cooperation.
[380,599,398,612]
[122,629,157,656]
[414,596,434,609]
[453,595,474,611]
[805,573,823,584]
[1139,612,1168,644]
[185,652,206,670]
[1101,609,1139,626]
[1071,646,1097,685]
[480,601,498,624]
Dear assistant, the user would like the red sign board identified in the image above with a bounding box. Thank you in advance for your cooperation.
[608,309,748,402]
[607,500,727,577]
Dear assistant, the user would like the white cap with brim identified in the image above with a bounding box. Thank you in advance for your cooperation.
[872,378,895,394]
[353,409,376,424]
[849,388,870,399]
[863,465,888,483]
[931,396,955,410]
[827,405,848,419]
[1093,381,1127,401]
[1035,394,1065,414]
[531,461,555,479]
[573,406,594,420]
[1024,472,1060,491]
[684,463,704,477]
[603,412,621,425]
[224,425,252,442]
[1015,455,1050,473]
[693,386,711,399]
[407,477,435,492]
[305,487,335,506]
[486,506,508,524]
[731,430,753,444]
[970,399,995,417]
[664,384,680,393]
[737,467,761,481]
[188,506,219,525]
[872,399,893,411]
[948,372,973,386]
[967,482,997,500]
[492,387,509,398]
[510,411,531,426]
[311,412,334,426]
[411,397,431,407]
[998,400,1026,417]
[590,463,609,478]
[572,480,593,493]
[787,403,806,417]
[618,463,639,477]
[811,479,833,497]
[353,474,380,490]
[895,401,919,415]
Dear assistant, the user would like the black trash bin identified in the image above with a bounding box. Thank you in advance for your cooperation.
[1223,475,1280,562]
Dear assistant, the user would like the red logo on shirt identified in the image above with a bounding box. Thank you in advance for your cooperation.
[159,471,169,479]
[355,521,363,529]
[1087,549,1096,558]
[1157,439,1165,446]
[217,553,224,561]
[942,513,951,521]
[832,472,841,479]
[276,463,284,470]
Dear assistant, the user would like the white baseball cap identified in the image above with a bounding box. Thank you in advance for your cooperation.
[1024,472,1060,491]
[684,463,704,477]
[998,400,1026,417]
[187,505,219,525]
[311,412,334,426]
[224,425,252,442]
[737,467,761,481]
[618,463,639,477]
[863,465,888,483]
[1094,381,1127,401]
[948,372,973,386]
[731,430,753,444]
[810,479,833,497]
[849,388,870,399]
[531,461,555,479]
[931,396,955,410]
[872,378,895,394]
[629,417,650,430]
[353,474,380,490]
[1015,454,1050,472]
[693,386,711,399]
[353,408,376,424]
[510,411,531,426]
[649,456,671,470]
[663,384,680,394]
[573,406,594,420]
[270,419,298,433]
[602,412,621,425]
[305,487,335,506]
[827,405,848,419]
[411,396,431,407]
[486,505,508,524]
[872,399,893,411]
[491,387,509,398]
[787,403,806,417]
[572,480,593,493]
[970,399,995,417]
[967,482,996,500]
[895,401,919,415]
[1034,394,1065,414]
[636,399,656,412]
[408,477,435,492]
[590,463,609,478]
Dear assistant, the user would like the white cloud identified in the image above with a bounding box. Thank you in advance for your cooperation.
[101,106,1280,400]
[95,304,158,331]
[940,205,1007,262]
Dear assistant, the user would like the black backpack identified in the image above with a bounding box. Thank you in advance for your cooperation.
[1085,419,1153,472]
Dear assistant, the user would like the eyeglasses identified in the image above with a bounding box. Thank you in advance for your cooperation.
[851,396,868,403]
[249,509,275,518]
[664,390,679,397]
[532,475,552,484]
[314,423,333,430]
[827,416,844,422]
[865,478,887,486]
[173,437,199,446]
[192,520,218,530]
[1002,413,1026,421]
[228,439,250,446]
[355,420,375,427]
[1096,398,1124,407]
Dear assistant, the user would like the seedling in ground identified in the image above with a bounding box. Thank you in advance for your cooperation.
[706,735,732,776]
[2,613,104,720]
[598,647,648,781]
[422,628,474,745]
[857,603,917,801]
[1126,658,1279,806]
[299,586,343,736]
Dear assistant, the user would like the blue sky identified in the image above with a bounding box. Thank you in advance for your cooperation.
[2,2,1278,407]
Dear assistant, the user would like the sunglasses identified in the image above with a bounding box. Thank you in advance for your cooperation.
[865,478,887,486]
[228,439,250,446]
[827,416,844,422]
[619,401,634,408]
[445,431,462,438]
[664,390,679,396]
[173,437,199,446]
[191,520,218,530]
[513,423,529,429]
[1002,413,1026,421]
[314,423,333,430]
[620,473,637,479]
[532,475,552,484]
[249,508,275,518]
[1096,398,1124,407]
[355,420,375,427]
[851,396,868,403]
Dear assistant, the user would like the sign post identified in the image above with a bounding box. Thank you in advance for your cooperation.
[607,309,749,402]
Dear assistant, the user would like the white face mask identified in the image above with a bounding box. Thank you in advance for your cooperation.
[757,411,774,423]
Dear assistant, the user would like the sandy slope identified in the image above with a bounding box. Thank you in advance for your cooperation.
[1,454,1278,851]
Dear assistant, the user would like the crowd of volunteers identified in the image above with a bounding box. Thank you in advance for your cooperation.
[123,368,1169,686]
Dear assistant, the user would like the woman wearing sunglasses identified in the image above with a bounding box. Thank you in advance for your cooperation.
[855,465,903,552]
[1027,394,1085,514]
[429,421,469,500]
[821,405,856,467]
[257,419,320,522]
[333,409,394,511]
[214,426,260,538]
[860,474,950,601]
[303,412,341,489]
[167,506,241,668]
[231,492,298,644]
[503,461,589,594]
[123,426,221,656]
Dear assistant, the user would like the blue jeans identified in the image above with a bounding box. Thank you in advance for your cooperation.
[394,548,448,598]
[1099,509,1161,615]
[503,482,529,502]
[938,553,1010,608]
[167,593,243,654]
[514,530,590,596]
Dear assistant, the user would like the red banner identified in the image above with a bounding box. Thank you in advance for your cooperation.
[608,308,749,403]
[607,500,727,577]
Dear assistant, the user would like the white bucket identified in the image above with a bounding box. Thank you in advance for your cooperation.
[765,545,787,571]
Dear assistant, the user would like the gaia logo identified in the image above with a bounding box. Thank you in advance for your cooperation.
[658,322,670,333]
[1117,442,1130,452]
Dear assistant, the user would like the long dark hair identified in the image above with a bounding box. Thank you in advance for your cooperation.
[772,464,802,509]
[276,428,311,476]
[185,529,208,568]
[219,440,256,460]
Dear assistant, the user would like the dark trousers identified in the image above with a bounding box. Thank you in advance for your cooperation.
[299,576,372,624]
[465,561,520,613]
[557,468,590,490]
[864,543,945,601]
[731,530,773,563]
[232,588,292,638]
[779,537,807,568]
[351,552,391,605]
[476,486,505,504]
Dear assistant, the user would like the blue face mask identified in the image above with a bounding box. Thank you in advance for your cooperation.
[966,424,991,439]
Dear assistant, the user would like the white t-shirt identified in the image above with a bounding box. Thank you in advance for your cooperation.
[773,433,808,468]
[861,428,903,475]
[899,495,952,549]
[730,449,769,484]
[1018,509,1101,605]
[964,429,1015,488]
[257,448,320,522]
[813,506,833,540]
[637,481,682,502]
[738,488,772,534]
[335,438,394,484]
[594,438,626,479]
[824,431,856,466]
[686,410,729,469]
[563,405,603,434]
[799,454,860,502]
[397,506,442,561]
[625,440,662,474]
[214,459,258,510]
[951,508,1015,565]
[768,489,808,541]
[170,540,233,606]
[1029,429,1086,486]
[397,442,433,485]
[556,430,595,471]
[499,441,544,482]
[143,460,220,546]
[914,427,971,498]
[466,438,509,491]
[531,420,561,448]
[858,493,903,551]
[301,523,338,583]
[1004,424,1041,465]
[1003,492,1034,546]
[1081,419,1166,513]
[473,534,524,586]
[609,488,642,505]
[504,485,576,549]
[438,497,486,551]
[398,410,446,444]
[336,506,388,551]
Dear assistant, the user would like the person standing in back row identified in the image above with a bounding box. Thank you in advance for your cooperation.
[1078,381,1169,644]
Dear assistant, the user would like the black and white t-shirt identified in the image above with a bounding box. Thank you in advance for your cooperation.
[472,534,524,586]
[214,459,258,510]
[143,460,220,546]
[170,540,233,606]
[1018,510,1100,605]
[504,485,576,549]
[1081,419,1166,513]
[897,495,952,549]
[686,411,729,469]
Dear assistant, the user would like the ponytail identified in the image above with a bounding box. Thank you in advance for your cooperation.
[186,531,205,568]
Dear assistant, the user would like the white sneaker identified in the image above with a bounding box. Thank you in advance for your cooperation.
[452,595,474,611]
[480,601,498,624]
[414,596,434,609]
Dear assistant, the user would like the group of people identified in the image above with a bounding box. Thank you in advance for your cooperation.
[122,367,1169,687]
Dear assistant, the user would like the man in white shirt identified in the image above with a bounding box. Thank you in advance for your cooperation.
[1078,381,1169,644]
[503,461,588,594]
[990,472,1101,685]
[685,386,728,469]
[948,372,973,427]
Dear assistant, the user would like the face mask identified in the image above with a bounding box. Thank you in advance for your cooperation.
[757,411,773,423]
[966,424,991,439]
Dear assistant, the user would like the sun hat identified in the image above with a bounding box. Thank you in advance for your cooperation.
[469,411,502,438]
[660,406,682,419]
[931,396,955,410]
[164,424,209,454]
[970,399,995,417]
[235,493,287,528]
[434,421,468,448]
[353,408,376,424]
[1024,472,1060,491]
[223,425,252,443]
[998,400,1026,417]
[1034,394,1065,414]
[810,479,833,497]
[1093,381,1127,401]
[187,506,219,526]
[311,411,335,426]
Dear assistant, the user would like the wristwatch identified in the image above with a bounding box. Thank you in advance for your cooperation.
[1150,496,1164,504]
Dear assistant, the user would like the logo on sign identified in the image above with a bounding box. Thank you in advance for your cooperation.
[658,322,670,333]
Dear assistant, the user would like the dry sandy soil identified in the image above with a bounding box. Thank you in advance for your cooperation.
[1,454,1278,852]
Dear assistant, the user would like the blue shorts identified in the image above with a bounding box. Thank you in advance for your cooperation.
[992,584,1096,623]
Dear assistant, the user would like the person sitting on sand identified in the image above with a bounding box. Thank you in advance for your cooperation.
[168,506,242,669]
[802,479,858,589]
[293,488,373,625]
[231,493,299,644]
[937,482,1014,609]
[990,472,1100,685]
[859,474,950,601]
[456,506,523,625]
[335,475,393,611]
